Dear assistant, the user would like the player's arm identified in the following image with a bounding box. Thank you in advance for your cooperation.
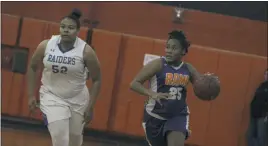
[130,58,162,97]
[185,62,201,85]
[83,45,101,109]
[27,40,48,98]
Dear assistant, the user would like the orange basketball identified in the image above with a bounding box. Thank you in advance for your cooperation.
[193,74,220,101]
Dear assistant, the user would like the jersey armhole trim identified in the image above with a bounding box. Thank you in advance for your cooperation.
[82,43,88,66]
[184,62,194,83]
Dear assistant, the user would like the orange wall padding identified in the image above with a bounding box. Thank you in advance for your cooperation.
[1,14,267,146]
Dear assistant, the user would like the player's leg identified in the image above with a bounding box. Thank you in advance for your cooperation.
[246,117,257,146]
[166,131,185,146]
[47,119,70,146]
[41,106,71,146]
[256,117,267,146]
[142,113,167,146]
[39,92,72,146]
[67,88,90,146]
[164,115,190,146]
[69,110,85,146]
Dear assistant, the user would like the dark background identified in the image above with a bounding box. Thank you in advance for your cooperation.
[152,1,268,22]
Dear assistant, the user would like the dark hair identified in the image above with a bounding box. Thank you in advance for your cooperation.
[62,8,82,29]
[168,30,191,54]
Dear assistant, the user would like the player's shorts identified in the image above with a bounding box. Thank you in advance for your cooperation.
[142,112,190,146]
[39,85,89,125]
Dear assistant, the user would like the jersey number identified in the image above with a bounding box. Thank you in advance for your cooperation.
[52,65,68,74]
[169,87,183,100]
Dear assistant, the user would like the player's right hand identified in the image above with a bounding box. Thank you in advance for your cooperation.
[204,72,220,83]
[28,97,38,117]
[150,92,170,105]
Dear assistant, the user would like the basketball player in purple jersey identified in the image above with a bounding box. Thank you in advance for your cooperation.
[130,30,203,146]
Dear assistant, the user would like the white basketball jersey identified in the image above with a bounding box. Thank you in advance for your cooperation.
[41,35,88,99]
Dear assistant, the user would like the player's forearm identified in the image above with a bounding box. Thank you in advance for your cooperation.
[88,79,101,108]
[27,66,38,98]
[130,81,153,97]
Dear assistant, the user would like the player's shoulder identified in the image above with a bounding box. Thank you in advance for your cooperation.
[146,58,163,66]
[43,35,60,47]
[40,39,50,44]
[143,54,164,66]
[48,35,60,42]
[76,36,86,42]
[75,37,89,50]
[184,62,191,66]
[38,36,59,53]
[38,39,50,49]
[183,62,196,73]
[83,44,96,59]
[184,62,194,69]
[143,58,163,73]
[75,36,88,47]
[83,44,94,54]
[150,58,163,64]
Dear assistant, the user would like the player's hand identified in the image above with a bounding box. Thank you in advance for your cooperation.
[28,97,38,117]
[83,107,94,126]
[187,129,192,138]
[204,72,217,78]
[204,72,214,76]
[82,107,94,134]
[150,92,170,105]
[204,72,220,82]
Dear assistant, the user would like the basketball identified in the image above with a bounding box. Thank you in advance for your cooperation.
[193,74,220,101]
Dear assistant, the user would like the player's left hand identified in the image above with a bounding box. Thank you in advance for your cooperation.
[83,107,94,126]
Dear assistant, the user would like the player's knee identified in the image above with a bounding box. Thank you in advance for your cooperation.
[69,133,83,146]
[167,131,185,146]
[53,133,69,146]
[48,122,69,146]
[50,130,69,146]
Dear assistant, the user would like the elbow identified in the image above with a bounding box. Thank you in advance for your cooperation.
[96,74,102,82]
[130,80,140,91]
[130,81,135,90]
[27,63,37,74]
[92,70,102,82]
[93,76,102,84]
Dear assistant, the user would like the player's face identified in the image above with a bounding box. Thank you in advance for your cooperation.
[165,39,185,62]
[60,18,79,42]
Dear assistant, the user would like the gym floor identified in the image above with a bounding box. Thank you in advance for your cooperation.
[1,115,198,146]
[1,115,147,146]
[2,128,119,146]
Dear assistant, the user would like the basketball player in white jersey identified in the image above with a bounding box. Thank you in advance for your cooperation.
[27,9,101,146]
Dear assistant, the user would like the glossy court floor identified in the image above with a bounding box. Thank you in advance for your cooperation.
[1,116,199,146]
[1,115,147,146]
[2,127,121,146]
